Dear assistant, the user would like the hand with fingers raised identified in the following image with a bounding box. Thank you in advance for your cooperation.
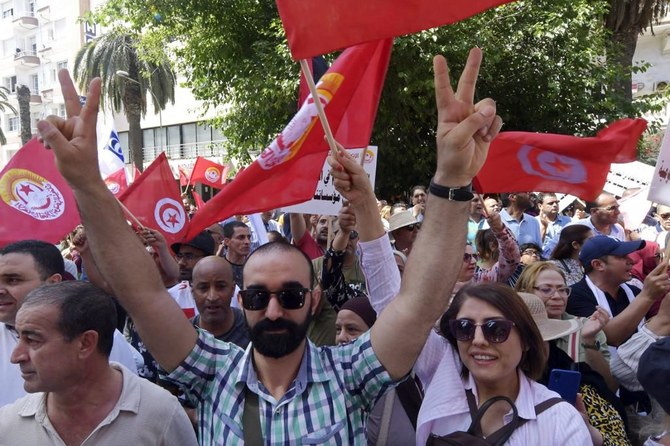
[432,48,502,188]
[36,70,103,192]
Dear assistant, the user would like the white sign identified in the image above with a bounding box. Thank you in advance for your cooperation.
[284,146,378,216]
[648,123,670,206]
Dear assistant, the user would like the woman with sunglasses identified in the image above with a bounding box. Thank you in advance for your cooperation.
[514,261,616,391]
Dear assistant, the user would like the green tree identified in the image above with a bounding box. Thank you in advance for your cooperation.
[74,27,176,170]
[0,86,17,145]
[90,0,667,197]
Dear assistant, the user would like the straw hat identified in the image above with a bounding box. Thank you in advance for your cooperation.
[517,292,581,341]
[388,210,418,232]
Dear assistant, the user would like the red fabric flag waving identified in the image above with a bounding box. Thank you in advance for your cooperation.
[104,167,129,197]
[178,166,189,187]
[474,118,647,201]
[276,0,513,59]
[185,39,392,240]
[192,190,206,209]
[0,138,80,247]
[190,157,229,189]
[118,153,189,245]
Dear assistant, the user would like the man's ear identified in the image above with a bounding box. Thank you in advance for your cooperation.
[592,259,605,272]
[46,273,62,284]
[77,330,100,359]
[310,286,322,316]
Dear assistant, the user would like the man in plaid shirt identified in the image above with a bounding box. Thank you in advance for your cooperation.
[41,48,501,445]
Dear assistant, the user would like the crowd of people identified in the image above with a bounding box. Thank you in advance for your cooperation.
[1,48,670,446]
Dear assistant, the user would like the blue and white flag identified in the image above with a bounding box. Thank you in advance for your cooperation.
[99,129,126,178]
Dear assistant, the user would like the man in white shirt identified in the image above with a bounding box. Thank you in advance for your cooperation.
[572,192,625,241]
[640,204,670,250]
[0,240,139,407]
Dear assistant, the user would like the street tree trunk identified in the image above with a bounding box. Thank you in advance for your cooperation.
[123,80,145,172]
[17,85,31,146]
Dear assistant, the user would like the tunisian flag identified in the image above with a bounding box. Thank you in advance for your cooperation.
[178,166,190,187]
[104,167,129,197]
[184,39,392,240]
[0,138,79,247]
[118,153,189,245]
[190,157,229,189]
[474,118,647,201]
[276,0,514,59]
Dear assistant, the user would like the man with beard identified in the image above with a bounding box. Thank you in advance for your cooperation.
[289,212,334,259]
[499,192,542,247]
[39,48,501,444]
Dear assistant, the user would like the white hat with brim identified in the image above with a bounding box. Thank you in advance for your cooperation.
[518,292,581,341]
[388,210,418,232]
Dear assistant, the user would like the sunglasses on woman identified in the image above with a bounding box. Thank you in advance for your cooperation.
[448,319,516,343]
[238,288,310,311]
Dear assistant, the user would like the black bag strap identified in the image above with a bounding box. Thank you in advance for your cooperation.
[516,397,564,429]
[395,375,424,430]
[464,389,519,446]
[243,386,263,446]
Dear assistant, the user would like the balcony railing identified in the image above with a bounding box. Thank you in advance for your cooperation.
[140,139,229,163]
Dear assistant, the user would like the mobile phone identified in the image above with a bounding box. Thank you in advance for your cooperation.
[547,369,581,405]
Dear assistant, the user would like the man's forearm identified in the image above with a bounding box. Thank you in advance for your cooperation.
[605,297,654,346]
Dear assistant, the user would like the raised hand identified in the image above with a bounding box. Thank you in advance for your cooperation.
[433,48,502,187]
[581,306,610,341]
[36,70,102,191]
[328,142,375,208]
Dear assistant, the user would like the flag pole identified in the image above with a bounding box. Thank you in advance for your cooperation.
[299,59,338,158]
[115,197,145,230]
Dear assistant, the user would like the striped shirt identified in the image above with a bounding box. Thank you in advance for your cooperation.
[165,329,393,445]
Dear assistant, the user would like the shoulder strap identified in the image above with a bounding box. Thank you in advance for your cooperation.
[376,389,396,446]
[516,397,565,429]
[395,375,424,430]
[243,386,263,446]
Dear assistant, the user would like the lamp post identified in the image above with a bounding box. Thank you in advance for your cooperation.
[115,70,165,156]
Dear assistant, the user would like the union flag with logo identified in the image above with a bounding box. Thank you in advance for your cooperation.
[104,167,129,197]
[184,39,392,240]
[190,157,229,189]
[0,138,80,247]
[118,153,189,245]
[474,118,647,201]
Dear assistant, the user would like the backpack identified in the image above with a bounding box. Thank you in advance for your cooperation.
[426,389,562,446]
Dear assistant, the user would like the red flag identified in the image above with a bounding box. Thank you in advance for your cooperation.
[190,157,229,189]
[184,39,392,240]
[474,118,648,201]
[192,190,206,209]
[0,138,79,247]
[178,166,190,187]
[276,0,513,59]
[298,56,329,108]
[104,167,129,197]
[118,153,190,245]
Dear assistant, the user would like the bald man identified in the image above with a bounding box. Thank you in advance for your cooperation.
[190,256,249,347]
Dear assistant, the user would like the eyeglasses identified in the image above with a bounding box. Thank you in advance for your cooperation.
[405,224,420,231]
[655,252,665,260]
[449,319,516,343]
[659,213,670,220]
[533,286,571,299]
[521,250,540,257]
[175,253,204,261]
[463,253,479,262]
[238,287,310,311]
[597,205,620,212]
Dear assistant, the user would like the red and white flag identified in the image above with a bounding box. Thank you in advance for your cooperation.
[184,39,392,240]
[104,167,129,197]
[276,0,514,59]
[190,157,229,189]
[118,153,189,245]
[474,118,647,201]
[0,138,80,247]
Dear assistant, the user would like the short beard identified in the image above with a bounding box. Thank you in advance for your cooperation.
[248,312,312,359]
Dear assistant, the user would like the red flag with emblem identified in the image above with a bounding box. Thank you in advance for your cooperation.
[474,118,647,201]
[276,0,514,59]
[118,153,189,244]
[104,167,129,197]
[0,138,80,247]
[190,157,228,189]
[184,39,392,240]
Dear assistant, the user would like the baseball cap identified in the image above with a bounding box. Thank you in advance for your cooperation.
[171,231,215,256]
[578,235,645,267]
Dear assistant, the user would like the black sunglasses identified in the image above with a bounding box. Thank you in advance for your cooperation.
[448,319,515,343]
[238,288,310,311]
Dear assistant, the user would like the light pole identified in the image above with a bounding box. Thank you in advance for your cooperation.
[115,70,165,156]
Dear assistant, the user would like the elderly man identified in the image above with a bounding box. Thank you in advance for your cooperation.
[641,204,670,250]
[388,210,419,255]
[0,240,139,406]
[498,192,542,247]
[0,281,196,445]
[38,47,501,444]
[572,191,625,241]
[567,235,669,346]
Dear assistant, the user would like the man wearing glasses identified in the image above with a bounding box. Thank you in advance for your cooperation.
[572,191,625,241]
[39,48,501,445]
[388,210,420,255]
[641,204,670,250]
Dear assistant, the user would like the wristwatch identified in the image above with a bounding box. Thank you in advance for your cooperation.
[429,179,474,201]
[581,341,601,351]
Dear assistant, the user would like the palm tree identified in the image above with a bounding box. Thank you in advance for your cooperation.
[0,86,17,146]
[605,0,670,102]
[73,27,176,171]
[17,85,31,146]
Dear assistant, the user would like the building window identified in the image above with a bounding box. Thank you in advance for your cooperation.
[3,75,16,93]
[29,74,38,93]
[1,1,14,19]
[7,115,19,132]
[54,18,66,40]
[56,60,67,71]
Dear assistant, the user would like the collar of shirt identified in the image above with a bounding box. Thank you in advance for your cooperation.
[234,340,333,403]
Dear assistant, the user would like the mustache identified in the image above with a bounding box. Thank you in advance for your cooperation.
[253,318,298,333]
